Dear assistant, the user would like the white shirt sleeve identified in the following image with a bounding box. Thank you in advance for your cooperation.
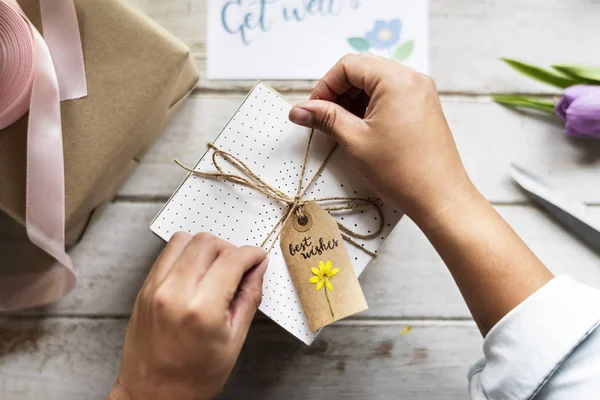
[468,275,600,400]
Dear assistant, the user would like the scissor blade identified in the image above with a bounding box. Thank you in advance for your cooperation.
[510,164,600,253]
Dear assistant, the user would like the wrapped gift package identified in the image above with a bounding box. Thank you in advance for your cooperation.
[0,0,199,247]
[151,83,403,344]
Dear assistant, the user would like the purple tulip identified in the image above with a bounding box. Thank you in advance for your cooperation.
[555,84,600,138]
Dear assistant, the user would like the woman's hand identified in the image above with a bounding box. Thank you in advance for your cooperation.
[291,54,553,336]
[289,53,474,223]
[107,232,268,400]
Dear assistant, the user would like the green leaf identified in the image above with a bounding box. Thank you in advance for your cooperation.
[393,40,415,62]
[501,58,578,89]
[552,65,600,84]
[492,95,557,114]
[347,37,370,52]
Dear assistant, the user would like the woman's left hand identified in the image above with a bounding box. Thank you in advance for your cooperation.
[107,232,268,400]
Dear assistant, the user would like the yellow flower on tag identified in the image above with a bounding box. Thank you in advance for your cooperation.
[308,260,339,317]
[309,260,339,290]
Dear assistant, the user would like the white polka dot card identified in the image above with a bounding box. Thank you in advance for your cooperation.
[207,0,429,79]
[150,82,402,344]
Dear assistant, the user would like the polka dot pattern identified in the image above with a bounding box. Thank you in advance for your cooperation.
[151,83,402,344]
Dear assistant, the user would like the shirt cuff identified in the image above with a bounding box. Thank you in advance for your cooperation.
[468,275,600,400]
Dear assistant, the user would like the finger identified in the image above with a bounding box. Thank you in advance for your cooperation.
[230,258,269,335]
[309,53,389,102]
[201,246,268,302]
[166,233,233,287]
[345,86,362,100]
[289,99,369,147]
[145,231,193,288]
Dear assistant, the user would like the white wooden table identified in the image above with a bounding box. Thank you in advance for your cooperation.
[3,1,600,398]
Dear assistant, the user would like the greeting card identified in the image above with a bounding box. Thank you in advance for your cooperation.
[207,0,429,79]
[150,83,402,344]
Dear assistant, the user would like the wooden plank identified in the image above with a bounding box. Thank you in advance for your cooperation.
[119,93,600,203]
[0,318,481,400]
[0,204,163,316]
[0,318,124,400]
[3,202,600,318]
[127,0,600,93]
[364,204,600,318]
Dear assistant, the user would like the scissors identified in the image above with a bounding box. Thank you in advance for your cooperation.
[510,164,600,253]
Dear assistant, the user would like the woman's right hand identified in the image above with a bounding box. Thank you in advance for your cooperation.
[293,55,555,338]
[289,53,475,223]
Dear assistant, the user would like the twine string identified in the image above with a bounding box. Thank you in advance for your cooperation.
[175,130,384,257]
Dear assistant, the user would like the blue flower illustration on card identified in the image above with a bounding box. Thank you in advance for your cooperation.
[364,19,401,49]
[348,19,415,63]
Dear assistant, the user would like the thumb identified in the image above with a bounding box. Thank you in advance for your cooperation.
[230,257,268,335]
[289,100,367,146]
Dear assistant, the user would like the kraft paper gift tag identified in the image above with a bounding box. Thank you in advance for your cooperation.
[280,201,368,331]
[150,82,403,345]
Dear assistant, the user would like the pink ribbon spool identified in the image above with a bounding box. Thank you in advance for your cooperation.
[0,0,86,310]
[0,1,34,128]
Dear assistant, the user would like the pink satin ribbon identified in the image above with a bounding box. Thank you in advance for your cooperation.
[0,0,87,310]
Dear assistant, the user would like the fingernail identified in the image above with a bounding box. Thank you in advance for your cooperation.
[257,257,269,272]
[289,107,314,127]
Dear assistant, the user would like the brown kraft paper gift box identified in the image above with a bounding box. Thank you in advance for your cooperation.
[0,0,199,268]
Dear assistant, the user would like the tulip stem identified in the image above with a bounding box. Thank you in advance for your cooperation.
[492,95,557,115]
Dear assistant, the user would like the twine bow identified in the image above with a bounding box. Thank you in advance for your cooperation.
[175,130,384,257]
